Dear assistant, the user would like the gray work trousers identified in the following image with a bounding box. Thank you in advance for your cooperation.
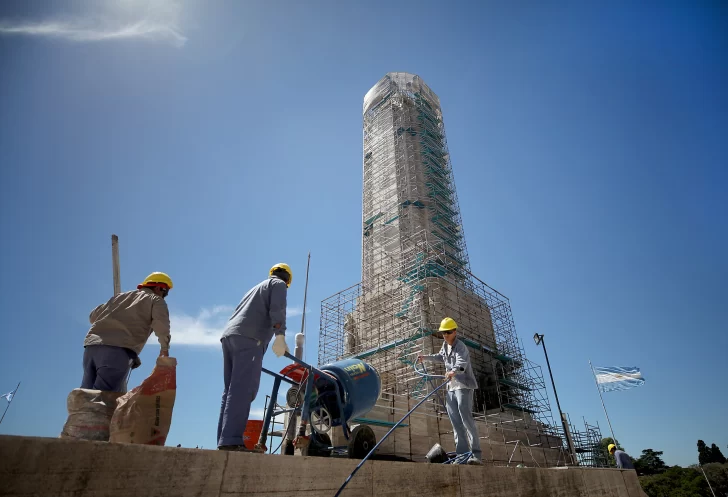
[445,388,482,459]
[81,345,133,392]
[217,334,266,447]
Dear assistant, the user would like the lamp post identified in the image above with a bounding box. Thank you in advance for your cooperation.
[534,333,575,464]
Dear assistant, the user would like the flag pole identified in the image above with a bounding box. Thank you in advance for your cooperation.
[589,360,617,444]
[700,465,717,497]
[0,381,21,426]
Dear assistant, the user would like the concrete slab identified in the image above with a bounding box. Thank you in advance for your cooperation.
[481,466,519,497]
[524,467,589,497]
[581,467,626,497]
[372,460,459,497]
[515,468,551,497]
[0,436,644,497]
[0,435,225,497]
[221,453,372,497]
[619,470,645,497]
[457,464,487,497]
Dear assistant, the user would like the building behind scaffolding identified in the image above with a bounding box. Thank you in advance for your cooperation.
[317,73,606,466]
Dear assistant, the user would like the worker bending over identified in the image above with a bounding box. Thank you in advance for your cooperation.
[82,272,173,392]
[609,444,635,469]
[419,317,483,465]
[217,263,292,452]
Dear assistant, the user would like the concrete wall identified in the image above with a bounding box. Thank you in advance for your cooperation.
[0,435,646,497]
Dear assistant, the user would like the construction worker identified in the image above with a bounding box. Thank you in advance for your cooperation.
[609,443,635,470]
[217,263,292,452]
[82,272,173,392]
[418,317,483,465]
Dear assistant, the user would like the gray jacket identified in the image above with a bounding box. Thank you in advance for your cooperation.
[221,276,287,345]
[84,288,171,359]
[422,338,478,391]
[614,450,634,470]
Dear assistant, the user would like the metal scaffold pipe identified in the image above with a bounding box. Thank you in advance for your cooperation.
[111,234,121,296]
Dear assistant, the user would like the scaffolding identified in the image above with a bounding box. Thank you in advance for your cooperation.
[320,252,554,417]
[318,73,603,466]
[565,415,610,468]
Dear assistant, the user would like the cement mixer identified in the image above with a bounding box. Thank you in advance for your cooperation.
[257,352,381,458]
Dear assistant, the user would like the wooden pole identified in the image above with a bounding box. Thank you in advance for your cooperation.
[112,234,121,295]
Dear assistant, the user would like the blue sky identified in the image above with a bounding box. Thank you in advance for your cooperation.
[0,1,726,467]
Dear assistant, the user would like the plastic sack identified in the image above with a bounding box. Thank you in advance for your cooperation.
[109,356,177,446]
[60,388,123,441]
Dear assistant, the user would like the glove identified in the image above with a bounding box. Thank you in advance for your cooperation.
[272,334,289,358]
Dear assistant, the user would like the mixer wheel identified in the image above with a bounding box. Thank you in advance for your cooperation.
[304,433,332,458]
[310,406,333,434]
[348,425,376,459]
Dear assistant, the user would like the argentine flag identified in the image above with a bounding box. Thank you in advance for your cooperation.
[593,366,645,393]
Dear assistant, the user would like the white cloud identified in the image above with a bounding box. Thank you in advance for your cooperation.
[249,408,265,418]
[249,407,285,422]
[165,305,232,347]
[163,305,309,347]
[287,306,307,317]
[0,0,187,47]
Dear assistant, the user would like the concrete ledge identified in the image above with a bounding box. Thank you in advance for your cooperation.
[0,436,642,497]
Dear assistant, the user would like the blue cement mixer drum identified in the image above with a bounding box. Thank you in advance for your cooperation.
[319,358,381,422]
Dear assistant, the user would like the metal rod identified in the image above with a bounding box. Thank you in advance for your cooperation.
[288,253,310,449]
[700,465,717,497]
[261,367,299,386]
[300,252,310,338]
[334,379,450,497]
[589,359,617,444]
[0,382,21,426]
[283,352,331,380]
[258,376,282,448]
[537,335,574,464]
[111,234,121,296]
[508,440,520,465]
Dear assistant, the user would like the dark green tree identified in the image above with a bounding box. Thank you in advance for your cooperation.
[633,449,667,475]
[701,463,728,496]
[710,444,726,464]
[698,440,712,465]
[640,466,710,497]
[599,437,621,467]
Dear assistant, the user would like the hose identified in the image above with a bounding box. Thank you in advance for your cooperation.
[333,376,450,497]
[412,360,446,379]
[273,369,310,454]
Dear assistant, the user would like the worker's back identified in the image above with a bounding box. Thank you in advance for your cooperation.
[614,450,635,470]
[222,277,287,344]
[84,288,169,355]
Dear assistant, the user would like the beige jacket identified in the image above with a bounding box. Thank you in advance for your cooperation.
[84,288,171,358]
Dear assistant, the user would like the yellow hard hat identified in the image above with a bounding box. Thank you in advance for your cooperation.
[270,263,292,287]
[608,444,616,452]
[439,317,458,331]
[138,272,173,289]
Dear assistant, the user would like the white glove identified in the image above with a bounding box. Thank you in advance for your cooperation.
[272,334,289,358]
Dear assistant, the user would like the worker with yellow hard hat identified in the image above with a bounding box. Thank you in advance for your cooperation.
[608,443,635,470]
[81,272,173,392]
[217,263,292,452]
[418,317,482,465]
